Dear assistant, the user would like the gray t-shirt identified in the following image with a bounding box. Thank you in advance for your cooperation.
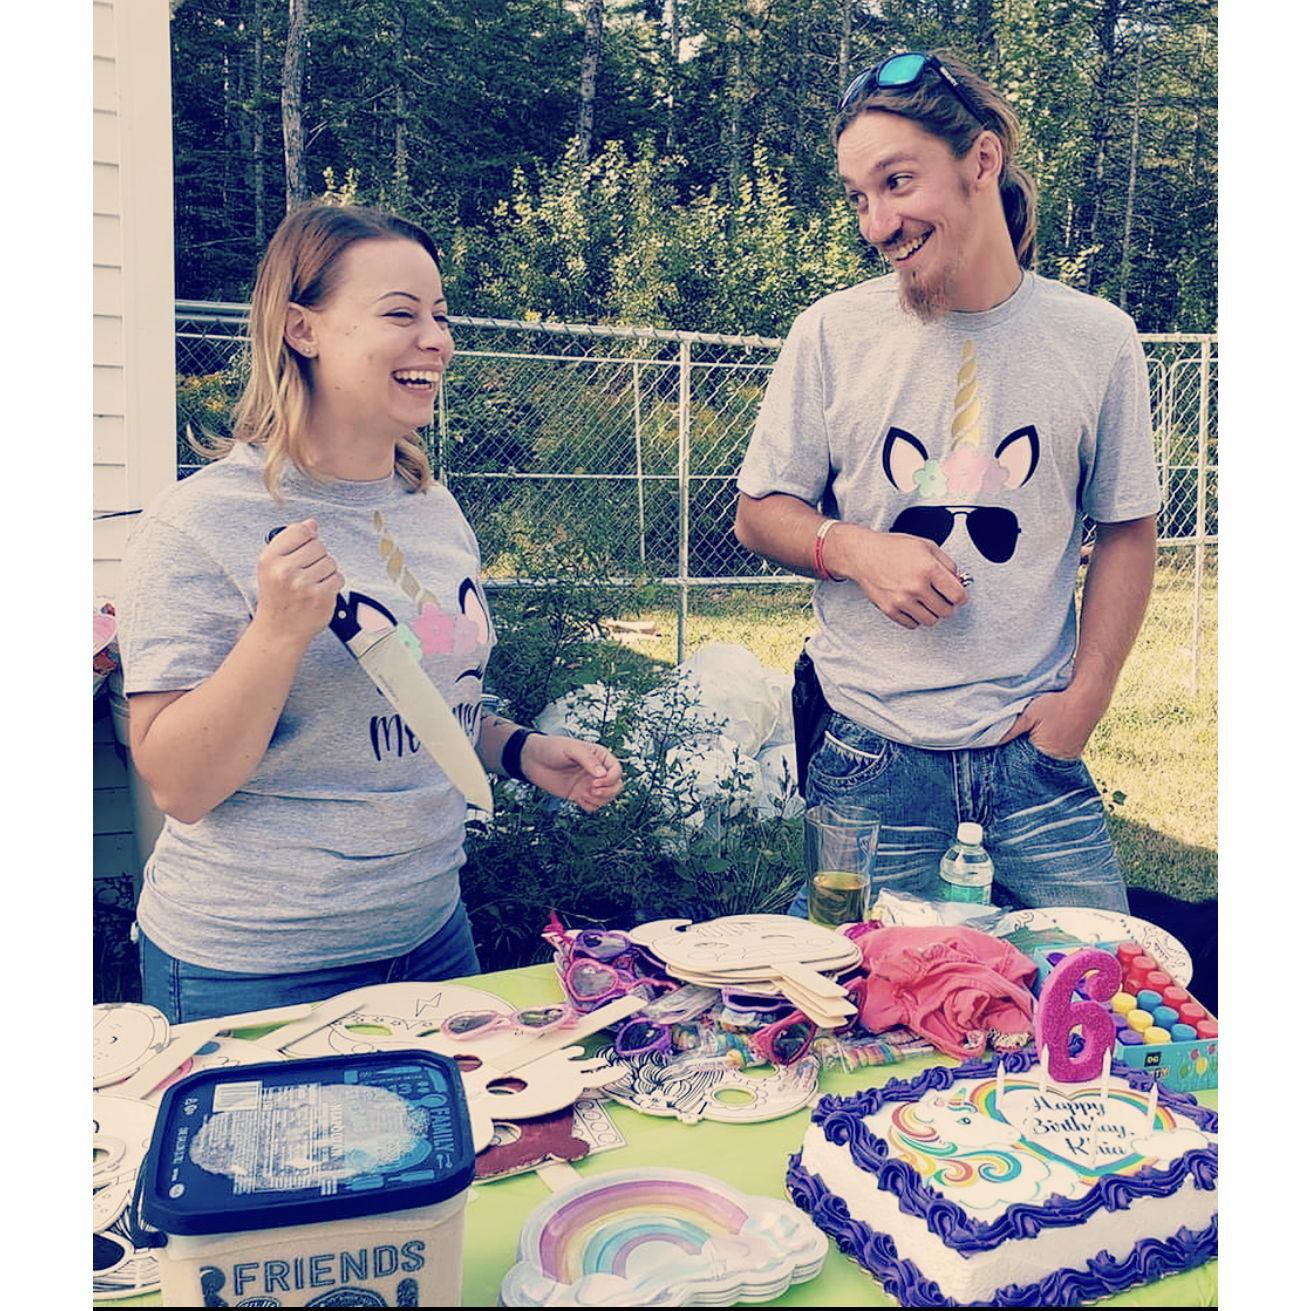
[119,443,496,972]
[737,272,1160,749]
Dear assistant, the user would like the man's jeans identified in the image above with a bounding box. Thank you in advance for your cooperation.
[139,900,482,1024]
[789,710,1128,916]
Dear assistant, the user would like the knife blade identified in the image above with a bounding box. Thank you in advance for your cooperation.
[267,528,494,811]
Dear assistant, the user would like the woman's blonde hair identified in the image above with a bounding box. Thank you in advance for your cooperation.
[832,50,1038,271]
[199,204,441,496]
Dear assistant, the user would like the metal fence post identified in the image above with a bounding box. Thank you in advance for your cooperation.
[677,340,692,662]
[633,360,647,568]
[1190,338,1212,695]
[436,372,450,486]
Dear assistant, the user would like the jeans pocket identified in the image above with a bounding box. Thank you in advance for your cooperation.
[1013,732,1090,775]
[807,714,899,792]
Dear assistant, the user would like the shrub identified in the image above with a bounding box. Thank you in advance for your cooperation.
[464,556,802,971]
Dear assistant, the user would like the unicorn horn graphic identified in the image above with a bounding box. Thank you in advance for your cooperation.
[951,341,983,451]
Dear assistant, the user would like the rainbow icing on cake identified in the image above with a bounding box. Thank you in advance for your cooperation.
[501,1168,828,1306]
[787,1051,1217,1306]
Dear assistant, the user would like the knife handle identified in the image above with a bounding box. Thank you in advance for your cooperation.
[264,527,400,648]
[265,526,356,645]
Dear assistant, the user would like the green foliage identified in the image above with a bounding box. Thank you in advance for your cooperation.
[461,518,803,971]
[463,659,804,970]
[462,137,876,334]
[172,0,1215,333]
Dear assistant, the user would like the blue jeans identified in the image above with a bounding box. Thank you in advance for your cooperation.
[790,710,1127,916]
[139,901,482,1024]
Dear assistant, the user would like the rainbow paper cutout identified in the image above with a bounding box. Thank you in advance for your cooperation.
[501,1168,827,1306]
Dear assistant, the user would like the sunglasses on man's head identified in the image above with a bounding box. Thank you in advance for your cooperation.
[890,503,1021,564]
[839,51,985,127]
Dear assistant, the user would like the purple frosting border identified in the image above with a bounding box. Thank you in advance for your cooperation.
[807,1053,1217,1256]
[786,1155,1218,1308]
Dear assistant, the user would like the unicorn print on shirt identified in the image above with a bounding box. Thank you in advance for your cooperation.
[881,340,1040,567]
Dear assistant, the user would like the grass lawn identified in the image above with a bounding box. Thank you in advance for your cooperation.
[609,551,1217,903]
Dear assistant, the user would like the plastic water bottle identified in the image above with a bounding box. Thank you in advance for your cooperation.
[937,822,994,904]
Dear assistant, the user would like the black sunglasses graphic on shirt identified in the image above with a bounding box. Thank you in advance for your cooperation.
[890,503,1022,563]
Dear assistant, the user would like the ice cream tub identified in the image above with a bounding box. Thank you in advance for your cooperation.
[138,1049,474,1308]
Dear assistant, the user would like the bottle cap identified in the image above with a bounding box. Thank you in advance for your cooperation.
[1115,942,1141,966]
[1170,1023,1198,1041]
[1110,992,1137,1015]
[1127,1009,1154,1032]
[1142,1026,1171,1045]
[1196,1018,1218,1040]
[956,821,984,845]
[1152,1005,1180,1027]
[1135,989,1163,1010]
[1116,1028,1144,1046]
[1162,985,1190,1008]
[1144,971,1171,992]
[1178,1001,1207,1024]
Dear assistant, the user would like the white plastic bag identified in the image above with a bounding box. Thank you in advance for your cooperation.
[755,743,804,819]
[679,643,780,756]
[760,668,795,748]
[533,683,618,740]
[665,735,765,828]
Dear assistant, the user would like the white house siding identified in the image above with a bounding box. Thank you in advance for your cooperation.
[93,0,177,892]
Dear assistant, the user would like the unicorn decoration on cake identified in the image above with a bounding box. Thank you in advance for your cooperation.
[882,341,1039,565]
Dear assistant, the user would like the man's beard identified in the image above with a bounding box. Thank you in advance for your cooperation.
[896,246,961,322]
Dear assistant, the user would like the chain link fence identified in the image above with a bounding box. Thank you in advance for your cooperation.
[175,304,1217,688]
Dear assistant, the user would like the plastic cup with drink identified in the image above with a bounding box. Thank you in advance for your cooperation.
[803,803,881,927]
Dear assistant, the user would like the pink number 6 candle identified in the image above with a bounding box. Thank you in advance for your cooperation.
[1033,947,1122,1083]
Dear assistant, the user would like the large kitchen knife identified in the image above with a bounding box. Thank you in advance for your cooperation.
[267,529,494,812]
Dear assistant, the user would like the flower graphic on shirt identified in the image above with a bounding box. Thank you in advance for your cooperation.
[395,624,423,660]
[411,602,455,655]
[406,602,484,657]
[913,460,948,500]
[942,445,1009,498]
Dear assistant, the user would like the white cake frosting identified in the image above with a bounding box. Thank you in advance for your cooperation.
[790,1063,1218,1307]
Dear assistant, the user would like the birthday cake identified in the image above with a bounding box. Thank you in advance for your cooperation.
[786,1051,1217,1307]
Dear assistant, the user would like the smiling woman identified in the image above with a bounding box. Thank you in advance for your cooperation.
[116,205,623,1023]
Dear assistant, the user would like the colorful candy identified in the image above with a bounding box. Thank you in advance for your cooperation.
[1106,942,1217,1051]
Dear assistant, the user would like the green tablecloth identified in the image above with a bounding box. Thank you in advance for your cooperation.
[105,962,1218,1308]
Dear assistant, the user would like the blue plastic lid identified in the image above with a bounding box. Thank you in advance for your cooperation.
[140,1050,475,1237]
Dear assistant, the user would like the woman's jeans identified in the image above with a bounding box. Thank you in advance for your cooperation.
[790,710,1128,916]
[139,901,482,1024]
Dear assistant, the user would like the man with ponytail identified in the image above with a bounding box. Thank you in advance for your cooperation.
[735,51,1159,912]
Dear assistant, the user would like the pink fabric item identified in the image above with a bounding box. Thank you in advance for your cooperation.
[846,923,1038,1060]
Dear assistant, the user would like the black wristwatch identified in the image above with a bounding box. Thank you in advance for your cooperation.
[500,727,542,783]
